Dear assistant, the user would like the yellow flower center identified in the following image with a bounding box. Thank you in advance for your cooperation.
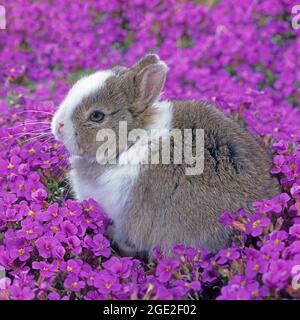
[28,148,36,155]
[71,282,78,288]
[19,183,25,190]
[50,226,58,231]
[29,210,35,217]
[68,211,74,215]
[18,248,25,255]
[105,283,111,289]
[252,220,261,228]
[67,266,73,272]
[7,163,14,169]
[253,264,260,271]
[10,68,15,73]
[252,290,258,297]
[26,229,33,234]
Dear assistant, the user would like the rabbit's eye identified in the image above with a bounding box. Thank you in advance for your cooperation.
[89,111,105,122]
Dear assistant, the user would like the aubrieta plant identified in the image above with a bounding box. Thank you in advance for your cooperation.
[0,0,300,300]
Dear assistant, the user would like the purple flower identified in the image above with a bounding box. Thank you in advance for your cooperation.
[172,280,201,298]
[262,260,291,289]
[10,245,33,262]
[246,214,270,237]
[289,224,300,239]
[84,290,104,300]
[246,282,268,300]
[0,156,21,175]
[155,259,180,283]
[32,261,58,278]
[8,286,34,300]
[64,276,85,292]
[271,155,286,174]
[84,234,111,257]
[65,235,81,255]
[102,256,133,279]
[40,203,63,224]
[17,219,42,240]
[52,244,66,260]
[172,243,186,257]
[61,259,83,275]
[245,257,269,279]
[31,188,47,202]
[219,211,235,226]
[94,270,120,295]
[217,285,251,300]
[268,230,288,251]
[215,248,240,265]
[260,243,280,261]
[253,199,281,214]
[60,221,78,236]
[291,184,300,199]
[35,236,59,259]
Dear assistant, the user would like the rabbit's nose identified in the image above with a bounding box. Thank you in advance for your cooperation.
[57,122,64,135]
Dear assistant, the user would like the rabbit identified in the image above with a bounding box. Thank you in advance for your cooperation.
[51,54,280,257]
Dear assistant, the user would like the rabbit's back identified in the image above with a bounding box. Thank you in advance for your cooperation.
[120,101,280,254]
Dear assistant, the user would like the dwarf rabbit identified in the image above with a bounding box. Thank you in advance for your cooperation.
[52,54,280,256]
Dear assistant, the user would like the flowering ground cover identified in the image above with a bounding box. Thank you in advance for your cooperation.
[0,0,300,300]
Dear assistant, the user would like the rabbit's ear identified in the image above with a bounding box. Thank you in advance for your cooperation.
[111,66,128,77]
[134,61,168,106]
[133,54,161,71]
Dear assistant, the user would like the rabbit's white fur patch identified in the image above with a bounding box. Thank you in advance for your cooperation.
[148,100,173,130]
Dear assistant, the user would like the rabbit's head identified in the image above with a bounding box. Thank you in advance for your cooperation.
[51,54,168,160]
